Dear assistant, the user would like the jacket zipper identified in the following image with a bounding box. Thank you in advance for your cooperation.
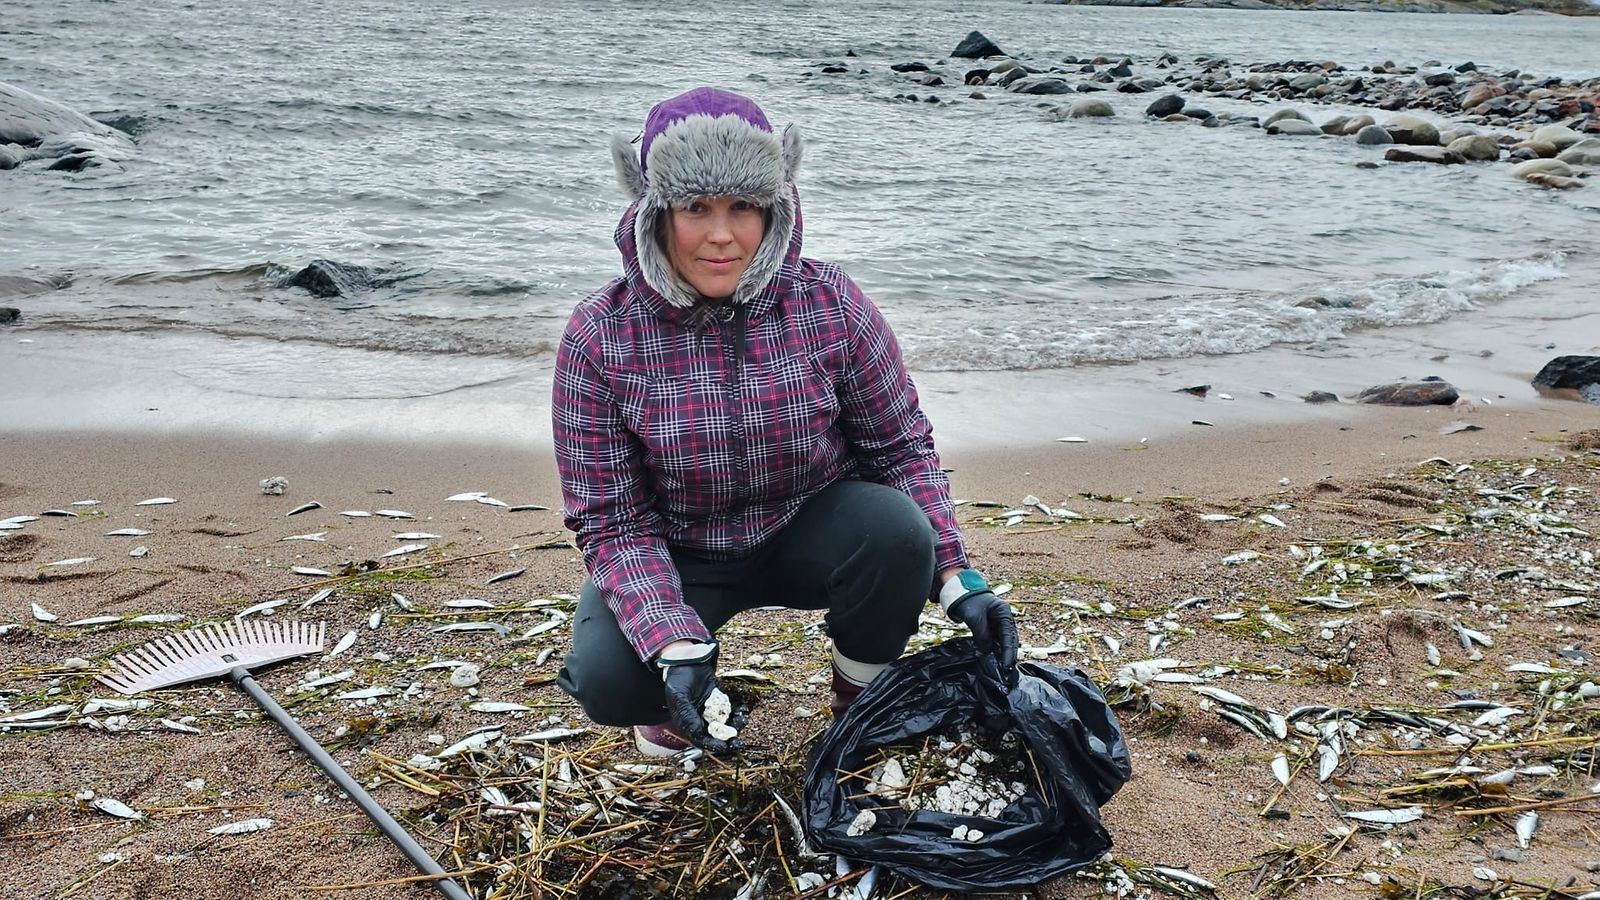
[726,306,749,532]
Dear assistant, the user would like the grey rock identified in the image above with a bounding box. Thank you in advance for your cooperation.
[952,31,1003,59]
[1447,135,1501,161]
[988,59,1023,75]
[1511,158,1575,180]
[1532,355,1600,390]
[1355,125,1394,146]
[1342,114,1375,135]
[891,61,930,73]
[283,260,380,298]
[1385,114,1440,146]
[1067,98,1115,118]
[1320,115,1352,135]
[1303,391,1340,404]
[1490,847,1527,863]
[1289,73,1327,92]
[1263,108,1309,127]
[1016,78,1074,95]
[1146,94,1185,117]
[1384,146,1465,164]
[0,307,19,325]
[1268,119,1323,136]
[1557,139,1600,166]
[1356,381,1460,406]
[1532,124,1584,151]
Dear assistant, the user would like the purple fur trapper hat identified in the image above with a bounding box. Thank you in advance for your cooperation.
[612,87,803,309]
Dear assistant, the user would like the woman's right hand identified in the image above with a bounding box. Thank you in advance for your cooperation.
[655,641,739,754]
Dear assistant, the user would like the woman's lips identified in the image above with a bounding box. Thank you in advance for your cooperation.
[701,257,739,269]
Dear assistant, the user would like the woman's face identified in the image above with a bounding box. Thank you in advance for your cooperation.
[666,196,765,300]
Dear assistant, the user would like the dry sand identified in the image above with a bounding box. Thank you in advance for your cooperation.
[3,397,1600,900]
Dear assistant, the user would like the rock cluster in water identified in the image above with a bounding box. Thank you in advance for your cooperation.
[804,31,1597,190]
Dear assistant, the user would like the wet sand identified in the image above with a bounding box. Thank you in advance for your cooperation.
[3,388,1599,898]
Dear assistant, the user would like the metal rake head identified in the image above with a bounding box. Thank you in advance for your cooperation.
[97,619,326,695]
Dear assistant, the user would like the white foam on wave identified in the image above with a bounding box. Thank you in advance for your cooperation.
[909,252,1568,371]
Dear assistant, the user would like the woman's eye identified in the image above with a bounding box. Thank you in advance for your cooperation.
[733,200,759,212]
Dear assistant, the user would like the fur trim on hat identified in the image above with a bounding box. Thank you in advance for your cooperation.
[612,116,802,309]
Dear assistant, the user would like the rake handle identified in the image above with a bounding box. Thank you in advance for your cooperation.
[231,667,474,900]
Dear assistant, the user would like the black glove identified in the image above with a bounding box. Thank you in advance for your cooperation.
[944,571,1020,687]
[656,641,739,755]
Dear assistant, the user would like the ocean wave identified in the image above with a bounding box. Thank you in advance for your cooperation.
[899,253,1569,371]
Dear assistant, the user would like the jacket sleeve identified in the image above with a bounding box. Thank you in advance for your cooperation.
[552,309,714,661]
[834,279,969,585]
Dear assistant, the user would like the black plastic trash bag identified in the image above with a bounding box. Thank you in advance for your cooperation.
[802,638,1132,892]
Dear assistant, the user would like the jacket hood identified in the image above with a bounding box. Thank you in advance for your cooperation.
[611,88,803,311]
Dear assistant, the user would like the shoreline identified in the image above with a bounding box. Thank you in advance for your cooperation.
[5,249,1599,456]
[1038,0,1600,14]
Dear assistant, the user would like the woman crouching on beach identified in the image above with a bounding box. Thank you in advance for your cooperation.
[552,87,1019,756]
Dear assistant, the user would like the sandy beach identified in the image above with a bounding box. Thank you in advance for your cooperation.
[4,375,1600,899]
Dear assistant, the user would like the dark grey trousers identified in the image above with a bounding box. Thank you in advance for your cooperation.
[557,480,936,727]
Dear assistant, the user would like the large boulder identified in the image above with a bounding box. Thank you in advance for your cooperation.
[0,81,136,170]
[1533,356,1600,392]
[1446,135,1501,161]
[282,260,380,298]
[1384,114,1440,146]
[1342,114,1376,135]
[1556,138,1600,166]
[1268,119,1323,136]
[1068,98,1115,118]
[1145,94,1185,117]
[1320,115,1352,135]
[1384,146,1466,164]
[1015,78,1075,95]
[1264,108,1309,127]
[952,31,1004,59]
[1531,124,1584,151]
[1357,381,1460,406]
[1355,124,1394,145]
[1511,158,1575,180]
[1460,82,1503,110]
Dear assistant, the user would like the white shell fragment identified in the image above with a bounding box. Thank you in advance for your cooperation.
[236,598,288,619]
[91,798,145,820]
[1271,754,1290,787]
[280,532,328,543]
[335,687,394,701]
[328,630,358,658]
[469,701,533,713]
[1259,514,1286,528]
[208,818,274,835]
[67,615,123,627]
[1515,811,1538,849]
[1056,436,1088,443]
[1344,807,1425,825]
[1,704,75,723]
[105,528,151,537]
[291,566,332,577]
[136,497,177,506]
[703,687,737,741]
[431,622,510,635]
[31,602,58,622]
[846,809,877,836]
[449,663,482,688]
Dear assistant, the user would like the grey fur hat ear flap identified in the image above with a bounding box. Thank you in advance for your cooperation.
[781,125,803,183]
[612,132,647,201]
